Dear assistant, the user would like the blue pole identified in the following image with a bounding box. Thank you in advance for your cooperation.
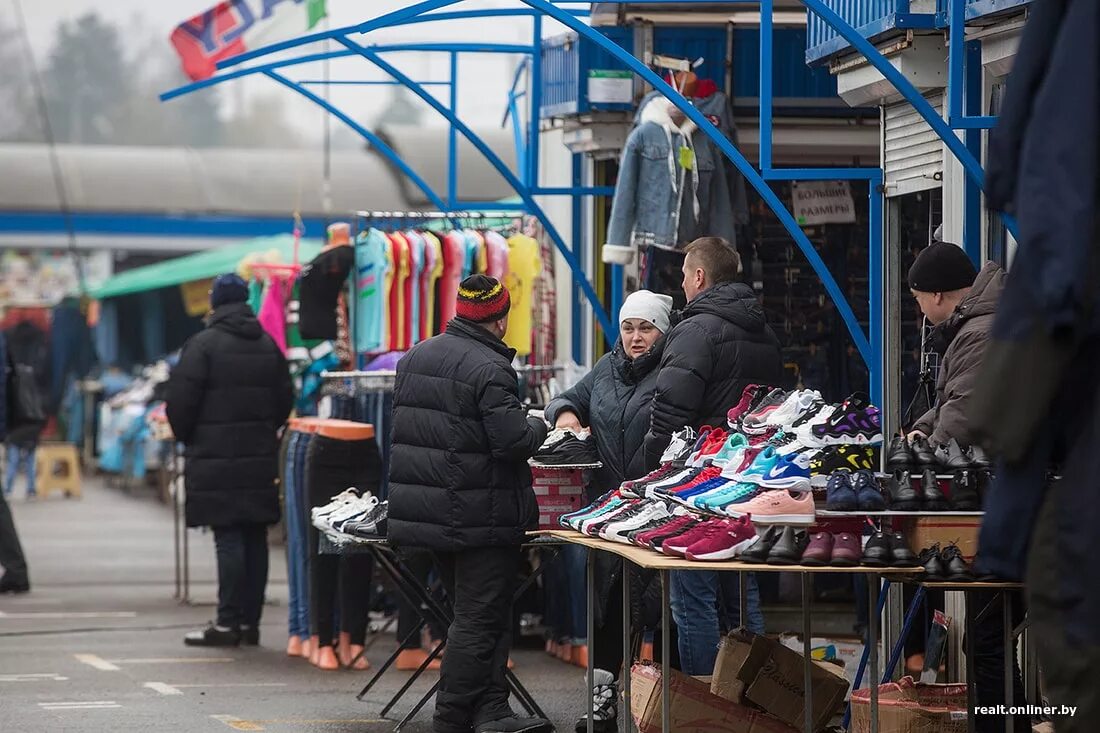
[868,174,884,410]
[448,51,458,209]
[571,154,584,363]
[528,15,543,189]
[759,0,774,172]
[947,0,964,124]
[963,39,982,264]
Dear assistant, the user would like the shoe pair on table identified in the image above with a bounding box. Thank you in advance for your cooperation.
[887,435,992,472]
[888,469,981,512]
[919,543,975,581]
[825,470,887,511]
[311,488,388,539]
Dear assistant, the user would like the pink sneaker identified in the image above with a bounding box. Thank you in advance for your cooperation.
[684,516,757,561]
[723,489,816,524]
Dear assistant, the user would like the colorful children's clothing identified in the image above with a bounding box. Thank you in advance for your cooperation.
[503,233,542,356]
[354,228,390,354]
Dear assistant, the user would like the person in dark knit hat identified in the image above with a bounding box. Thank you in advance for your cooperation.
[167,272,294,648]
[387,275,551,733]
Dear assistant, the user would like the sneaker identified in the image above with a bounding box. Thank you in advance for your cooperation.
[710,433,750,467]
[726,385,772,429]
[570,497,630,533]
[621,465,680,497]
[830,532,862,567]
[601,502,673,543]
[768,431,807,456]
[756,451,813,491]
[643,467,705,499]
[314,494,378,532]
[667,476,735,508]
[800,531,834,566]
[766,526,811,565]
[629,513,689,547]
[535,430,599,465]
[687,429,729,466]
[559,491,620,529]
[809,445,877,487]
[659,427,698,466]
[889,531,920,567]
[824,471,858,511]
[684,516,757,561]
[184,623,240,647]
[853,470,887,511]
[582,500,646,536]
[809,394,882,446]
[764,390,822,429]
[652,466,719,497]
[740,389,792,435]
[725,490,816,524]
[791,401,836,441]
[723,446,780,484]
[694,482,761,512]
[574,669,617,733]
[661,519,730,557]
[310,488,362,522]
[334,500,388,538]
[637,516,703,550]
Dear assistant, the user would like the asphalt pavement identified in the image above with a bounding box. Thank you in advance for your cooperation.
[0,475,581,733]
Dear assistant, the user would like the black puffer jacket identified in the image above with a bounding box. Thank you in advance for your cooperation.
[545,337,665,496]
[644,281,784,467]
[387,318,549,552]
[166,302,294,528]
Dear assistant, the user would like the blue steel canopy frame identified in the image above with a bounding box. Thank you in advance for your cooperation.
[160,0,1010,410]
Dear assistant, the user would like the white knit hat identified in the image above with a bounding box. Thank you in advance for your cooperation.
[619,290,673,333]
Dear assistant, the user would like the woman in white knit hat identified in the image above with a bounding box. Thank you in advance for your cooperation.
[544,289,673,733]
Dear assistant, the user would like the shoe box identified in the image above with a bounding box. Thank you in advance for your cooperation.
[849,676,969,733]
[777,633,868,695]
[893,516,982,562]
[531,467,585,529]
[628,662,798,733]
[709,629,849,732]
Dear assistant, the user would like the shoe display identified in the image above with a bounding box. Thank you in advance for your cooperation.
[723,446,780,484]
[726,385,772,430]
[684,516,757,561]
[724,489,816,524]
[800,532,835,566]
[654,466,723,497]
[768,431,807,456]
[693,481,760,513]
[763,390,822,429]
[711,433,751,467]
[574,498,635,534]
[921,468,948,511]
[740,526,783,564]
[476,715,554,733]
[950,470,981,511]
[765,526,810,565]
[574,668,618,733]
[740,389,791,435]
[661,519,731,557]
[934,438,973,471]
[809,445,877,487]
[853,470,887,511]
[789,398,833,435]
[887,470,921,511]
[583,501,647,537]
[658,427,699,466]
[559,491,620,529]
[940,544,972,581]
[910,436,937,466]
[601,502,673,543]
[634,515,699,549]
[809,393,882,446]
[534,429,599,465]
[314,494,378,533]
[919,544,947,580]
[756,451,813,491]
[830,532,862,567]
[184,623,241,647]
[621,465,679,497]
[886,435,914,469]
[825,471,857,511]
[310,488,362,523]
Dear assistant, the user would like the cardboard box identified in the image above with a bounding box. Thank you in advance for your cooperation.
[630,663,798,733]
[849,677,969,733]
[777,634,868,696]
[896,517,982,562]
[710,630,850,732]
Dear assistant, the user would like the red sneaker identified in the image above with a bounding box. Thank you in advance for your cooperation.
[685,516,758,561]
[662,518,733,557]
[633,514,696,548]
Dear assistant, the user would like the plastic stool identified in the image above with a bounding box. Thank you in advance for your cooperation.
[35,443,82,499]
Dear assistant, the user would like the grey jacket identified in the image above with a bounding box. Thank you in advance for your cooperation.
[913,262,1006,447]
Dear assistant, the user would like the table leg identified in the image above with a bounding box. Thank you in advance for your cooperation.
[393,679,440,733]
[739,571,748,630]
[965,592,977,733]
[380,640,445,719]
[1004,589,1015,733]
[661,570,670,733]
[622,559,632,733]
[869,575,879,733]
[801,572,813,733]
[587,551,595,733]
[358,620,425,700]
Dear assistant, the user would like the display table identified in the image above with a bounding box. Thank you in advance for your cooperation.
[539,529,925,733]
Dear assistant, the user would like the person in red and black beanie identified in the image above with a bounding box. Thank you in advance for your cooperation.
[388,275,551,733]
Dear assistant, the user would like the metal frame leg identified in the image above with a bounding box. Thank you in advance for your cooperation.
[587,552,595,733]
[660,570,670,733]
[802,573,813,733]
[869,575,880,733]
[739,571,748,630]
[623,559,632,733]
[358,619,425,700]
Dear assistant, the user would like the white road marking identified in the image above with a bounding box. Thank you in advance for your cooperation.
[39,701,121,710]
[106,657,234,664]
[0,673,68,682]
[144,681,184,696]
[0,611,137,619]
[73,654,120,671]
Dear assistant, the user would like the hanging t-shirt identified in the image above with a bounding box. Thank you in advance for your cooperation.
[404,231,425,346]
[503,233,542,356]
[462,230,481,277]
[439,231,467,325]
[387,232,410,351]
[354,228,390,353]
[257,274,289,354]
[420,231,440,339]
[382,240,395,350]
[474,231,488,274]
[299,244,354,340]
[484,231,511,282]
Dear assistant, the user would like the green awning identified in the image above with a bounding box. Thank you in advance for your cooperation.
[90,235,321,300]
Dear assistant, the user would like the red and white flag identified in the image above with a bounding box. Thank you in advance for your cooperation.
[171,0,328,82]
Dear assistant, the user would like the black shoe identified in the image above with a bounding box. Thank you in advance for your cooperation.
[887,470,920,511]
[935,438,973,471]
[534,430,599,465]
[921,468,948,511]
[478,715,555,733]
[889,531,919,567]
[574,669,617,733]
[969,444,993,470]
[741,525,782,564]
[940,544,972,582]
[861,530,893,567]
[886,436,913,470]
[766,526,810,566]
[240,626,260,646]
[950,470,981,511]
[184,624,240,647]
[919,544,946,580]
[910,436,937,466]
[0,574,30,594]
[854,470,887,511]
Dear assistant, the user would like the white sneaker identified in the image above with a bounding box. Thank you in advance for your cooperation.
[310,488,361,522]
[764,390,822,429]
[314,494,377,532]
[659,427,698,465]
[793,403,836,441]
[601,501,673,543]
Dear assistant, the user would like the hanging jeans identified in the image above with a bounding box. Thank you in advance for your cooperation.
[670,570,765,675]
[4,444,36,497]
[284,431,312,641]
[213,523,269,630]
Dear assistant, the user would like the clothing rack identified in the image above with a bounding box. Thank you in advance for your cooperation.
[354,210,524,232]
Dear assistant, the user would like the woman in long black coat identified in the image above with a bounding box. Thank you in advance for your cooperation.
[544,290,672,733]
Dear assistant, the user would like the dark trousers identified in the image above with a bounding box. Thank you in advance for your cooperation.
[0,485,28,582]
[397,548,445,650]
[970,589,1028,733]
[432,546,521,733]
[309,552,374,647]
[213,524,268,629]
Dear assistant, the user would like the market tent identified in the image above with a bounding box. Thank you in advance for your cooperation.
[91,235,320,300]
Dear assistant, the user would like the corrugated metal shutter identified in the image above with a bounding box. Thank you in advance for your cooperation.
[884,93,945,197]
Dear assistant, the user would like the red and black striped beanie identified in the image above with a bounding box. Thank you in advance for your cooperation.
[456,275,511,323]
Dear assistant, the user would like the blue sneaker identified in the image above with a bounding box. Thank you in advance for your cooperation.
[853,469,887,511]
[695,482,760,511]
[825,471,858,511]
[757,451,813,491]
[725,446,780,484]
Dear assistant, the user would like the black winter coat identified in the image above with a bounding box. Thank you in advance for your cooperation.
[387,318,549,552]
[166,303,294,528]
[644,281,784,467]
[545,337,665,496]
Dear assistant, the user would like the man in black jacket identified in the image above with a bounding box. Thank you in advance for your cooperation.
[388,275,550,733]
[167,274,294,648]
[646,237,784,676]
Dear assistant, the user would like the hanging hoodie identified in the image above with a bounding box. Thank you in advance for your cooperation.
[604,95,700,265]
